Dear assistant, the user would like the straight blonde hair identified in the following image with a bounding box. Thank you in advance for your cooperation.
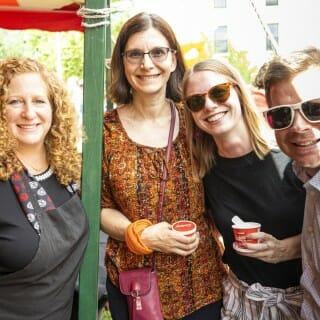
[182,58,272,179]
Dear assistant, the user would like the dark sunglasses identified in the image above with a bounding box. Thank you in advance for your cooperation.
[263,98,320,130]
[185,82,234,112]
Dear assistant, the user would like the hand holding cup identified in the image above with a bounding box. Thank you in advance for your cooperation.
[232,220,261,249]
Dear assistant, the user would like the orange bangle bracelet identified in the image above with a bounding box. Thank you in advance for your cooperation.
[125,219,153,255]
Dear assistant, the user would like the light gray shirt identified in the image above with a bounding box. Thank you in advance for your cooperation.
[295,164,320,320]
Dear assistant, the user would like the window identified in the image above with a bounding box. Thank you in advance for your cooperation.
[215,26,228,53]
[266,23,279,51]
[214,0,227,8]
[266,0,278,5]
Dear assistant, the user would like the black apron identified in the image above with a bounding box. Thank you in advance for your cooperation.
[0,194,89,320]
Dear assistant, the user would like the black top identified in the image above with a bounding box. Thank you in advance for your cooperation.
[0,170,71,273]
[204,149,306,288]
[0,180,89,319]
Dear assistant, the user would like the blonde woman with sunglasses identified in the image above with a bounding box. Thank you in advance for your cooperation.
[182,58,306,320]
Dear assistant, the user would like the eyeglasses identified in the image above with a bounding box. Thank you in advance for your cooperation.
[122,47,175,64]
[185,82,234,112]
[263,98,320,130]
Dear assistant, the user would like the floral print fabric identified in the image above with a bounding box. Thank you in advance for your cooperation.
[101,104,225,319]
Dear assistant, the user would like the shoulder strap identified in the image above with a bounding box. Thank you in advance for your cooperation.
[157,100,176,222]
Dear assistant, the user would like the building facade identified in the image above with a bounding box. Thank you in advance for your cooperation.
[131,0,320,69]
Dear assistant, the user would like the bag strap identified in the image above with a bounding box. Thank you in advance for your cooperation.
[157,100,176,222]
[151,101,175,268]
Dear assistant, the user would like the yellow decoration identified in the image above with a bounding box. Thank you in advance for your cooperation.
[181,35,210,68]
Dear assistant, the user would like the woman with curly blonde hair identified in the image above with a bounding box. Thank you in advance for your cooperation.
[0,57,89,319]
[0,57,83,184]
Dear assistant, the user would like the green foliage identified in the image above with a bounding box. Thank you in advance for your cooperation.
[0,0,129,81]
[0,29,84,80]
[0,8,257,85]
[102,309,112,320]
[226,44,257,84]
[109,3,131,47]
[205,39,257,84]
[60,32,84,79]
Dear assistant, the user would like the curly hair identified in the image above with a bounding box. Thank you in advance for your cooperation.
[108,12,186,104]
[0,57,83,185]
[182,58,271,179]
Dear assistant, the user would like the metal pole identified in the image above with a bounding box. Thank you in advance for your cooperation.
[248,0,279,54]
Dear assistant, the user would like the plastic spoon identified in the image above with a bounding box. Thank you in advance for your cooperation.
[231,215,245,225]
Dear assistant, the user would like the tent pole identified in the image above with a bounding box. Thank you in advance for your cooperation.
[79,0,108,318]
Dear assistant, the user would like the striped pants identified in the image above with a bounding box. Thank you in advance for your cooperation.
[221,272,303,320]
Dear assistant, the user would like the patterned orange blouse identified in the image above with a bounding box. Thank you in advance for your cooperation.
[101,103,225,319]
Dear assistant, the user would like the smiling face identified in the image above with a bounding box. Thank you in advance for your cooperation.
[123,27,177,98]
[270,68,320,171]
[5,72,52,153]
[184,70,246,140]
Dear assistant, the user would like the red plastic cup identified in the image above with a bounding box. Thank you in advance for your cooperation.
[172,220,197,236]
[232,222,261,248]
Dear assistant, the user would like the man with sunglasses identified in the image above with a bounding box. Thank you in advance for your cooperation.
[264,46,320,320]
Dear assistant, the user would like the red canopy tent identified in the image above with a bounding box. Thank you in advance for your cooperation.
[0,0,84,31]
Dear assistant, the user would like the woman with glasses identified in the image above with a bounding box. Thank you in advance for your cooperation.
[100,13,225,320]
[182,58,306,319]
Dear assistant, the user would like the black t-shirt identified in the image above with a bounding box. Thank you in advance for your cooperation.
[204,149,306,288]
[0,172,71,274]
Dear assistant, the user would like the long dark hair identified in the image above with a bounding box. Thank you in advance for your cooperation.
[108,12,186,104]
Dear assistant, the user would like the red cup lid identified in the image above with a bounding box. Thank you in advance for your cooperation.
[172,220,196,235]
